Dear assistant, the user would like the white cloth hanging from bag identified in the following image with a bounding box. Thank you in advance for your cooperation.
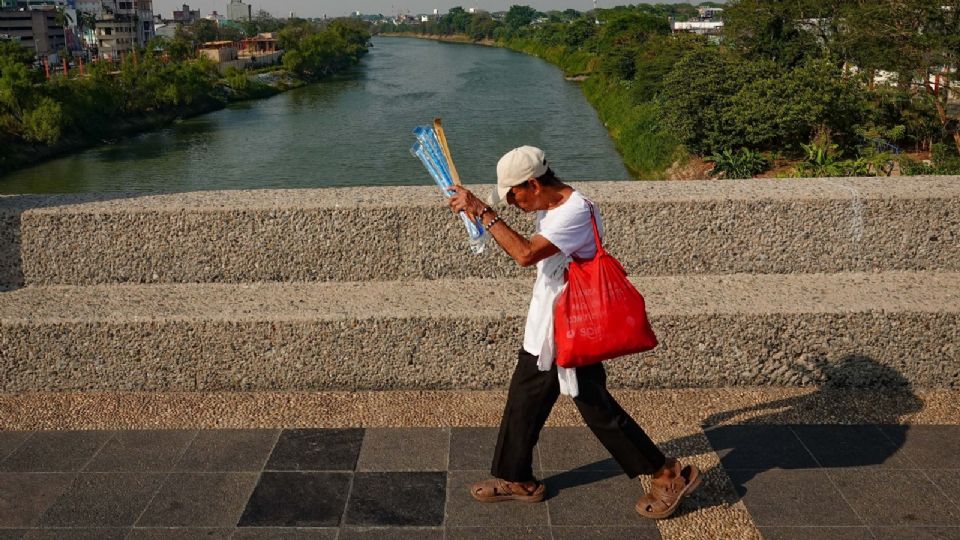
[521,191,603,399]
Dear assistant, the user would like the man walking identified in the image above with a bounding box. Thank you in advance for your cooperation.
[447,146,700,519]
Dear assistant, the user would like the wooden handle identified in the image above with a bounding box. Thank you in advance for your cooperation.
[433,118,462,186]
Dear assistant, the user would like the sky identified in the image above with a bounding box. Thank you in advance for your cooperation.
[152,1,686,19]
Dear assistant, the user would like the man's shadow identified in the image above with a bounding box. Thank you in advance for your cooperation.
[542,355,922,509]
[672,354,922,515]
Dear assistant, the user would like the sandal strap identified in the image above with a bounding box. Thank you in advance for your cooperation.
[474,477,541,498]
[497,478,539,496]
[650,476,685,505]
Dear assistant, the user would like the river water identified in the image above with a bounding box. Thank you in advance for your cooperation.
[0,36,629,194]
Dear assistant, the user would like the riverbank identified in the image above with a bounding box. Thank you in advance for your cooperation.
[0,70,307,178]
[0,36,629,193]
[380,32,681,179]
[1,17,372,182]
[502,37,682,178]
[2,102,221,177]
[378,32,494,46]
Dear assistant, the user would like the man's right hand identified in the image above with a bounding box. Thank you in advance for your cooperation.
[448,186,489,220]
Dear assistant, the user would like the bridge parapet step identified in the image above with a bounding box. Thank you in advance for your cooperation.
[2,271,957,392]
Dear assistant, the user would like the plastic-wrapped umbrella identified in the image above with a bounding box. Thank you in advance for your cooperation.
[410,120,487,253]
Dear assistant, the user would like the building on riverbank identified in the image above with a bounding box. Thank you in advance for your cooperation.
[0,8,65,56]
[173,2,200,23]
[91,0,154,60]
[239,32,278,55]
[2,0,65,8]
[200,34,281,72]
[671,20,723,35]
[226,0,250,22]
[671,7,724,36]
[237,32,281,67]
[199,39,236,62]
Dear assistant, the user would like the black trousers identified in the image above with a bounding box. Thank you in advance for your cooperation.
[491,349,666,482]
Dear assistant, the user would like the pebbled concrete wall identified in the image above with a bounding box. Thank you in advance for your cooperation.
[2,312,956,392]
[1,177,958,392]
[1,176,958,288]
[1,273,957,391]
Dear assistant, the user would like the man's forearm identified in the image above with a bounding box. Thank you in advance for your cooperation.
[449,186,558,267]
[485,217,538,267]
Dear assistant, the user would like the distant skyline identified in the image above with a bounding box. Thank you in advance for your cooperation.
[152,1,697,19]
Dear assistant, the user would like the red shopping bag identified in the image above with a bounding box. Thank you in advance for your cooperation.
[554,205,657,368]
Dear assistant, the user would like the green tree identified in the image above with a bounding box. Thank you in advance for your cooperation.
[901,0,960,155]
[505,5,537,29]
[218,24,245,42]
[78,11,96,32]
[840,0,960,155]
[22,96,63,144]
[53,6,73,28]
[722,0,824,67]
[0,39,36,66]
[189,19,221,43]
[164,30,197,61]
[328,18,371,56]
[282,29,361,80]
[632,33,706,101]
[445,7,472,34]
[660,48,769,154]
[277,19,317,51]
[76,11,97,48]
[563,19,595,48]
[157,58,218,107]
[0,41,41,124]
[593,11,671,80]
[467,13,498,40]
[725,59,867,153]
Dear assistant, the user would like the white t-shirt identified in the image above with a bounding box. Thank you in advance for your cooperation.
[522,190,603,358]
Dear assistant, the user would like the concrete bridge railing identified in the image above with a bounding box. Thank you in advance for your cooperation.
[1,177,958,392]
[2,177,958,288]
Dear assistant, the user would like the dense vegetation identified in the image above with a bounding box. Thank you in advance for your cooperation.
[0,15,370,174]
[383,2,960,178]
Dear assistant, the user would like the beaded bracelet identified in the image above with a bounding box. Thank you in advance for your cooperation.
[484,216,501,231]
[478,206,494,218]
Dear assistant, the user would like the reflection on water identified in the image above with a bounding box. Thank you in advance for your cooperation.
[1,36,629,194]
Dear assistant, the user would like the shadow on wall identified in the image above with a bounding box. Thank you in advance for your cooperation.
[664,354,923,516]
[0,193,148,291]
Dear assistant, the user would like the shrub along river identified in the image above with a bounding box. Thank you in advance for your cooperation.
[0,36,629,194]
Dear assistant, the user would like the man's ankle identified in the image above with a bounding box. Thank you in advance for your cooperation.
[506,479,538,488]
[652,458,678,479]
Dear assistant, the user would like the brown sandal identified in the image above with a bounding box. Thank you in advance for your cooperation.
[635,460,701,519]
[471,478,546,503]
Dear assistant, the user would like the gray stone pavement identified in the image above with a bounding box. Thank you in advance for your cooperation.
[1,425,959,539]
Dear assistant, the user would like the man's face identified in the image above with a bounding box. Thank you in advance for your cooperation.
[506,180,535,212]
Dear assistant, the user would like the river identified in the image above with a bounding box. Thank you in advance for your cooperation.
[0,36,629,194]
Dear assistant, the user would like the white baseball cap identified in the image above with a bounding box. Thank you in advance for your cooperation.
[490,146,549,205]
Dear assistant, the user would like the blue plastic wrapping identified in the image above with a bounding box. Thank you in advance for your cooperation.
[410,125,487,253]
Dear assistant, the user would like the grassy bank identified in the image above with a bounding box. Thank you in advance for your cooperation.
[500,38,596,76]
[482,37,682,178]
[379,32,494,46]
[579,77,682,179]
